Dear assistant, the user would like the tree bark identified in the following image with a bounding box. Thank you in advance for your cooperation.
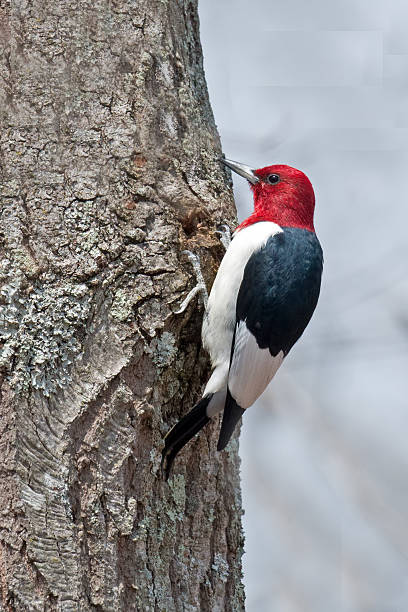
[0,1,244,610]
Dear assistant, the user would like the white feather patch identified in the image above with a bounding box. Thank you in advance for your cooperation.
[202,364,228,417]
[205,388,227,417]
[203,362,229,397]
[228,321,284,409]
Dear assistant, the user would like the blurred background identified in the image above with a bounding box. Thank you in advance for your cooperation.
[199,1,408,611]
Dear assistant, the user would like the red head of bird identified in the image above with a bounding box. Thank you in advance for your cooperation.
[221,159,316,233]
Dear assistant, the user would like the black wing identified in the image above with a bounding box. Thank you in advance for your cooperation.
[236,226,323,357]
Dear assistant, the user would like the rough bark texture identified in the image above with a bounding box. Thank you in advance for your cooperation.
[0,1,244,610]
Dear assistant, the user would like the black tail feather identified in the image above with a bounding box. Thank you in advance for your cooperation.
[161,395,212,480]
[217,389,244,451]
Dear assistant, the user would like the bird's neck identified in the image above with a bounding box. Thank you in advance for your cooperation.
[236,209,315,233]
[237,193,315,233]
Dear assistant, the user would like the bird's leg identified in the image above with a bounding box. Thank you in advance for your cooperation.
[175,225,232,314]
[215,224,232,250]
[175,250,208,314]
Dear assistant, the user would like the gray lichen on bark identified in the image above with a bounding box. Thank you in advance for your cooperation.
[0,0,245,610]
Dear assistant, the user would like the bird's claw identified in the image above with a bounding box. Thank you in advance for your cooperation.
[175,250,209,314]
[174,223,231,315]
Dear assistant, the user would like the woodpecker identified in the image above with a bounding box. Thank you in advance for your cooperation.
[162,158,323,479]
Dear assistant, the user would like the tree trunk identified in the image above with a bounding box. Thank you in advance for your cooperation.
[0,1,244,610]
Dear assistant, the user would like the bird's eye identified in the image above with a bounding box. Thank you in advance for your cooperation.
[267,174,280,185]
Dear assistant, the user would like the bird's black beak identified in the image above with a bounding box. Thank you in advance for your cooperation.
[220,157,259,185]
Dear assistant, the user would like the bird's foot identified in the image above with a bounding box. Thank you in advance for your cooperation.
[215,224,232,250]
[175,250,208,314]
[175,225,231,314]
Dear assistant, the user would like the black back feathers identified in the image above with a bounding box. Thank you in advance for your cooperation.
[237,227,323,356]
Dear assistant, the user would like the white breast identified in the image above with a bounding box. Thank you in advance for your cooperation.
[202,221,282,369]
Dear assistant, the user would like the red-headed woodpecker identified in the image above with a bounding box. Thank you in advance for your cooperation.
[162,159,323,478]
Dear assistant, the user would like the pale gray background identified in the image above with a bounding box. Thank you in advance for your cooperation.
[199,1,408,611]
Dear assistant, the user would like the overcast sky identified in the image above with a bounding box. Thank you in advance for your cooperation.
[199,1,408,610]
